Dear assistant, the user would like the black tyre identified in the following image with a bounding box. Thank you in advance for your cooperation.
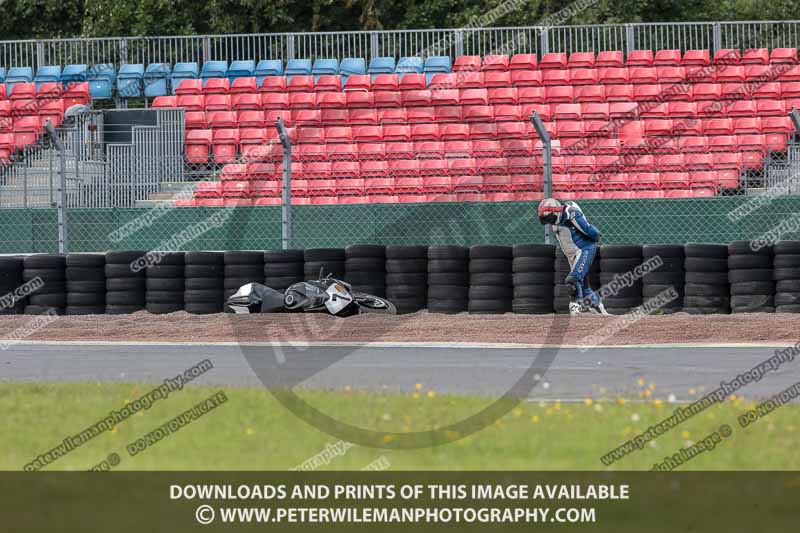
[470,272,512,285]
[146,265,184,278]
[774,241,800,255]
[470,245,512,259]
[684,306,729,315]
[66,293,105,306]
[603,297,643,308]
[304,261,345,278]
[185,251,224,265]
[775,292,800,306]
[386,285,426,299]
[28,293,66,306]
[642,285,684,298]
[776,304,800,313]
[427,299,468,313]
[428,285,469,299]
[65,268,104,282]
[684,296,731,307]
[730,281,774,295]
[428,259,468,273]
[146,303,184,314]
[729,240,771,256]
[685,243,728,258]
[776,279,800,292]
[512,300,554,314]
[513,272,555,285]
[23,254,65,269]
[66,254,105,268]
[345,245,385,258]
[146,291,185,304]
[512,257,554,272]
[24,305,63,315]
[106,278,145,291]
[23,268,65,281]
[642,272,684,284]
[773,255,800,268]
[513,244,555,258]
[184,290,224,303]
[304,248,345,262]
[224,251,264,264]
[601,258,642,272]
[729,269,773,283]
[731,295,774,308]
[67,280,106,293]
[513,285,555,299]
[184,302,223,314]
[105,304,144,314]
[347,272,386,285]
[105,251,147,264]
[104,264,143,278]
[385,259,428,273]
[684,258,728,272]
[728,255,773,269]
[386,272,427,285]
[345,258,385,271]
[468,299,512,314]
[685,272,729,285]
[599,245,642,259]
[185,265,224,278]
[385,245,428,259]
[428,246,469,260]
[642,244,685,258]
[146,278,185,291]
[263,263,304,277]
[106,291,145,305]
[469,286,512,299]
[469,259,512,274]
[184,278,224,290]
[147,252,185,266]
[685,283,728,297]
[264,249,305,263]
[774,268,800,281]
[428,272,469,285]
[264,276,303,289]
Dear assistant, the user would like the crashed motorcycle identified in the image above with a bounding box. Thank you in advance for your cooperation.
[227,274,396,316]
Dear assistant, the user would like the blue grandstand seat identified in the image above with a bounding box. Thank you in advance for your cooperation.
[88,63,116,99]
[255,60,283,85]
[201,60,228,84]
[118,64,144,98]
[312,58,339,75]
[34,66,62,90]
[368,57,396,77]
[144,63,171,97]
[423,56,452,85]
[396,56,424,79]
[285,59,312,79]
[340,58,366,76]
[60,64,87,89]
[171,62,199,94]
[0,67,5,83]
[226,60,255,82]
[5,66,33,91]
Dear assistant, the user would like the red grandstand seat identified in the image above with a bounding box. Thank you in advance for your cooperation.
[434,106,461,123]
[327,142,357,160]
[591,50,620,67]
[753,82,781,99]
[655,66,685,83]
[289,92,316,109]
[323,126,352,144]
[626,50,654,67]
[517,87,545,104]
[539,53,567,70]
[572,85,604,103]
[568,68,596,86]
[608,101,637,119]
[287,75,314,92]
[713,152,743,171]
[483,71,511,88]
[629,67,657,84]
[399,73,426,91]
[211,129,240,163]
[493,105,522,122]
[264,109,291,127]
[418,159,449,177]
[441,123,469,141]
[510,70,542,87]
[545,86,573,103]
[509,54,537,70]
[653,49,681,66]
[712,49,740,65]
[604,85,633,103]
[674,136,706,153]
[230,77,257,94]
[320,108,348,125]
[291,109,320,126]
[703,118,733,135]
[345,90,374,108]
[62,82,90,107]
[382,124,410,142]
[519,103,549,122]
[429,73,458,89]
[430,89,460,106]
[443,140,473,157]
[779,66,800,82]
[373,91,401,108]
[185,129,213,163]
[732,117,761,134]
[259,76,286,93]
[632,84,662,101]
[453,55,481,72]
[655,154,685,171]
[203,78,230,94]
[357,142,385,160]
[542,69,569,86]
[470,139,501,157]
[246,162,278,181]
[176,79,203,95]
[335,177,365,195]
[686,153,715,170]
[743,65,773,82]
[690,83,720,101]
[715,65,744,83]
[10,82,36,100]
[343,74,371,92]
[359,160,389,178]
[410,123,439,141]
[459,88,488,105]
[388,159,420,177]
[447,157,478,176]
[757,99,785,116]
[598,67,629,84]
[553,103,581,120]
[9,99,35,117]
[590,138,621,155]
[742,48,769,65]
[481,55,510,71]
[639,101,669,118]
[261,92,288,110]
[678,49,709,66]
[37,99,63,127]
[673,118,702,136]
[365,177,396,195]
[204,94,231,111]
[766,132,789,151]
[407,107,434,123]
[628,170,659,189]
[180,110,205,129]
[241,142,281,162]
[36,82,62,100]
[295,126,324,144]
[659,172,690,189]
[770,48,798,64]
[565,52,594,68]
[372,74,399,91]
[314,75,341,92]
[414,140,444,158]
[555,120,582,138]
[487,87,518,105]
[722,101,755,119]
[376,108,405,124]
[401,89,431,107]
[313,92,344,109]
[705,135,734,152]
[716,169,740,189]
[231,93,261,111]
[782,81,800,98]
[343,108,374,126]
[761,116,792,134]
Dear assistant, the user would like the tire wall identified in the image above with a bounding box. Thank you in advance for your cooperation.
[7,242,797,315]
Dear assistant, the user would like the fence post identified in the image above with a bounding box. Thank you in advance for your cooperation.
[44,120,68,253]
[530,111,552,244]
[36,41,45,71]
[539,27,549,56]
[276,117,292,250]
[625,23,635,56]
[370,32,379,61]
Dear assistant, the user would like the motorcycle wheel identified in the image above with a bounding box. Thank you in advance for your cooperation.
[353,293,397,315]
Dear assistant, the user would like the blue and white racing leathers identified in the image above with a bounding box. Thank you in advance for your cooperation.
[549,201,602,305]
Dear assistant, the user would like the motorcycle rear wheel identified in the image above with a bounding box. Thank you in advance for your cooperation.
[354,293,397,315]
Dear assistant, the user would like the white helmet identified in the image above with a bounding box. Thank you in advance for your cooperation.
[538,198,562,225]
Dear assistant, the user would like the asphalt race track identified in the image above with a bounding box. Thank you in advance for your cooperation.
[2,341,798,402]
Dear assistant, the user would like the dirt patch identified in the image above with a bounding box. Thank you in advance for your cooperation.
[0,311,795,345]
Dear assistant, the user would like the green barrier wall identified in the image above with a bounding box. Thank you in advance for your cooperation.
[1,197,798,253]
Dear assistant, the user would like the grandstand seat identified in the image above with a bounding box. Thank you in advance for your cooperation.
[732,117,761,134]
[483,71,511,88]
[423,56,452,84]
[342,74,371,92]
[377,107,405,124]
[413,140,444,158]
[343,91,373,110]
[368,57,396,76]
[343,108,374,125]
[545,86,573,103]
[714,48,741,65]
[234,110,263,128]
[321,108,348,125]
[402,89,431,107]
[640,101,669,118]
[184,111,206,129]
[151,95,177,109]
[486,87,516,105]
[289,92,316,109]
[9,82,36,101]
[4,67,33,93]
[203,78,230,94]
[601,84,631,102]
[769,48,798,64]
[509,70,542,87]
[260,92,288,110]
[186,129,213,163]
[539,53,567,70]
[224,60,255,83]
[453,56,481,72]
[690,83,720,100]
[33,66,62,92]
[204,94,231,111]
[556,121,583,137]
[627,50,654,66]
[285,59,312,78]
[517,87,545,103]
[340,58,366,78]
[434,106,461,123]
[573,85,605,102]
[211,129,240,163]
[398,73,426,91]
[231,93,261,111]
[654,49,681,66]
[632,84,661,101]
[207,110,237,129]
[374,91,402,108]
[761,116,793,134]
[655,154,685,171]
[169,62,199,94]
[175,79,203,96]
[757,99,785,116]
[142,63,171,97]
[111,64,143,99]
[598,67,629,84]
[455,71,482,88]
[255,59,283,85]
[293,109,321,127]
[543,70,569,86]
[742,48,769,65]
[86,63,116,99]
[478,55,508,71]
[468,123,497,139]
[494,105,522,122]
[564,52,593,69]
[703,118,733,135]
[630,67,658,84]
[396,56,424,78]
[312,58,339,79]
[753,82,781,99]
[63,82,90,107]
[569,68,597,85]
[176,94,204,111]
[287,75,314,92]
[314,75,341,92]
[458,88,486,105]
[372,74,399,91]
[591,50,620,67]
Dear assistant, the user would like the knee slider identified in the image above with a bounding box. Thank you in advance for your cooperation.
[565,275,579,298]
